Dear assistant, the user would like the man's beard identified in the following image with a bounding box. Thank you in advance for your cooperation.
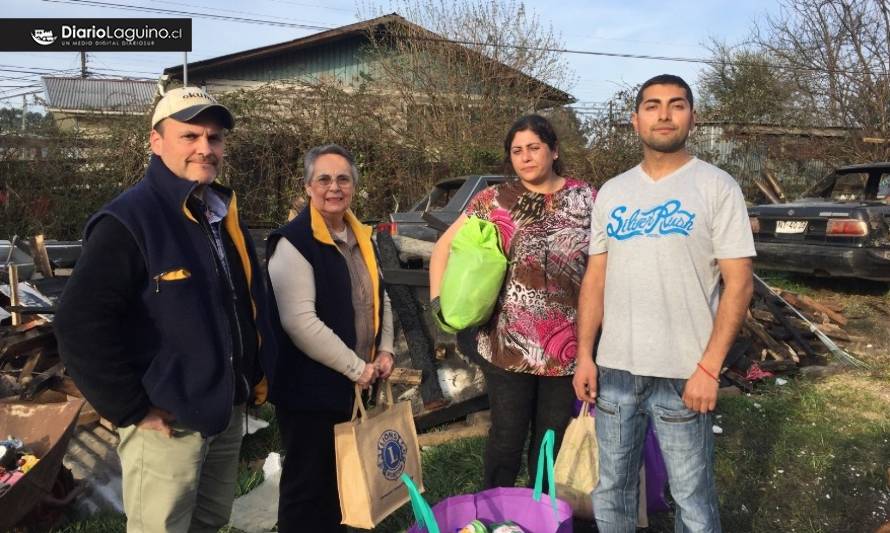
[641,129,689,154]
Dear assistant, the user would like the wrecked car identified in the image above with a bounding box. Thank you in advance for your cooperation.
[379,175,507,242]
[748,162,890,282]
[376,175,507,269]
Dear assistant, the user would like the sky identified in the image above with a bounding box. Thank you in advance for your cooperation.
[0,0,782,113]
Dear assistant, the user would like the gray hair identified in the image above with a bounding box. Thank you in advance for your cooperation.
[303,144,360,187]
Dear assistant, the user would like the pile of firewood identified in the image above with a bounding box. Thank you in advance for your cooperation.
[722,275,868,391]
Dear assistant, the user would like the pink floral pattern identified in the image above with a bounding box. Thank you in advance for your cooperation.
[489,207,516,252]
[465,178,596,376]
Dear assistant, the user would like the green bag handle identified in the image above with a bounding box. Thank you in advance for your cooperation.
[532,428,559,520]
[401,473,440,533]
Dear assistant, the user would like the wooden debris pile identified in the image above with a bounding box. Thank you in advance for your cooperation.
[722,275,868,391]
[0,239,96,425]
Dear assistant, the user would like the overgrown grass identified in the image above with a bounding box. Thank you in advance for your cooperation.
[713,371,890,533]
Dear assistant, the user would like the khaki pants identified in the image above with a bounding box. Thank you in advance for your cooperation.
[117,406,244,533]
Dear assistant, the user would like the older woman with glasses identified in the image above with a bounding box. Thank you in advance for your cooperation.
[263,144,394,533]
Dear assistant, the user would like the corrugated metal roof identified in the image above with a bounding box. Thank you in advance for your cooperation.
[42,77,157,113]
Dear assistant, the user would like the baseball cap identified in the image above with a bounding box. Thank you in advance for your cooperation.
[151,87,235,130]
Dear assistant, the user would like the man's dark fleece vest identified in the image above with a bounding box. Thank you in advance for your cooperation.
[265,206,382,414]
[85,156,267,436]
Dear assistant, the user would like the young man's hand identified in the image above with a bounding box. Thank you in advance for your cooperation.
[573,357,598,402]
[682,366,719,413]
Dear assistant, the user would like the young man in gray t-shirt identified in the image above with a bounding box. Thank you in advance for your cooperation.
[575,74,755,533]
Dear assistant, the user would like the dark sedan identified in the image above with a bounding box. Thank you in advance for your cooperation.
[748,162,890,282]
[381,175,507,242]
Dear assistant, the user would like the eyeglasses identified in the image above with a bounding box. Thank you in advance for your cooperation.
[311,175,354,189]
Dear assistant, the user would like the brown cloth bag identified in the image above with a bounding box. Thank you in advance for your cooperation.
[334,382,424,529]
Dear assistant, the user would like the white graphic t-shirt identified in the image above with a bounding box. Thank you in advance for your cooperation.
[589,157,756,379]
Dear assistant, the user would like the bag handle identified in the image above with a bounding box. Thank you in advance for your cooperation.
[351,384,368,421]
[579,401,592,417]
[378,379,394,407]
[532,428,559,520]
[401,473,440,533]
[351,380,395,422]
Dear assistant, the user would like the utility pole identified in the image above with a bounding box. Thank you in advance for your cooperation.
[21,95,26,131]
[183,51,188,87]
[80,51,88,78]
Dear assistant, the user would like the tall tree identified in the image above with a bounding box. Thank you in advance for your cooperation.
[360,0,576,177]
[698,42,799,125]
[701,0,890,161]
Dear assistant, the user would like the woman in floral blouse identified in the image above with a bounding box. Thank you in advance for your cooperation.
[430,114,597,488]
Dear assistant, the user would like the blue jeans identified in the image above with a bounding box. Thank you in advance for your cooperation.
[592,366,721,533]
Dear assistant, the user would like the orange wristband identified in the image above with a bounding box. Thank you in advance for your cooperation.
[697,363,720,382]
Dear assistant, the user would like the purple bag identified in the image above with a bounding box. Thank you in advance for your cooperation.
[406,488,573,533]
[573,400,670,513]
[404,430,573,533]
[643,421,670,513]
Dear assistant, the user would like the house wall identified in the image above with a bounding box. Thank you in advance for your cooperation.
[190,36,377,93]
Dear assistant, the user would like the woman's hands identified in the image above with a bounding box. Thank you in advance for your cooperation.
[356,362,378,389]
[355,351,395,388]
[375,351,394,379]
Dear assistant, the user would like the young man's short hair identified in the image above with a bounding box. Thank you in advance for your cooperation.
[635,74,694,111]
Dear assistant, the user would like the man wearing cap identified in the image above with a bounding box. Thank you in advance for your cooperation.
[55,87,273,533]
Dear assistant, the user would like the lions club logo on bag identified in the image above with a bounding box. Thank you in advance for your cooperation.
[377,429,407,480]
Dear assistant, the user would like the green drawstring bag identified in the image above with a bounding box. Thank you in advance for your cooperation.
[435,216,507,334]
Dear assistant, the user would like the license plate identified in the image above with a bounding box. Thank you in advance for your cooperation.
[776,220,808,234]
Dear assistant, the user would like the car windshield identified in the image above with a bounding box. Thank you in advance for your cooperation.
[411,180,463,211]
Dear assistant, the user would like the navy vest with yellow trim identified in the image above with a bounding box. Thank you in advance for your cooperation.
[85,155,272,436]
[264,205,383,414]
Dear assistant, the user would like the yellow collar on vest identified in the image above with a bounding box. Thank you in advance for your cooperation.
[308,205,381,344]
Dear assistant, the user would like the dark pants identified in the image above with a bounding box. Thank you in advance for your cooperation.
[276,407,351,533]
[476,355,575,489]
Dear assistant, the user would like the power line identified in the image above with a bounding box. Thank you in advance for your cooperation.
[149,0,335,27]
[410,35,889,77]
[253,0,352,13]
[0,65,79,74]
[0,62,157,79]
[40,0,332,31]
[0,89,44,101]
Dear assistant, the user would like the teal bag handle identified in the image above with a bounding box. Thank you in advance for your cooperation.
[401,473,440,533]
[532,428,559,520]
